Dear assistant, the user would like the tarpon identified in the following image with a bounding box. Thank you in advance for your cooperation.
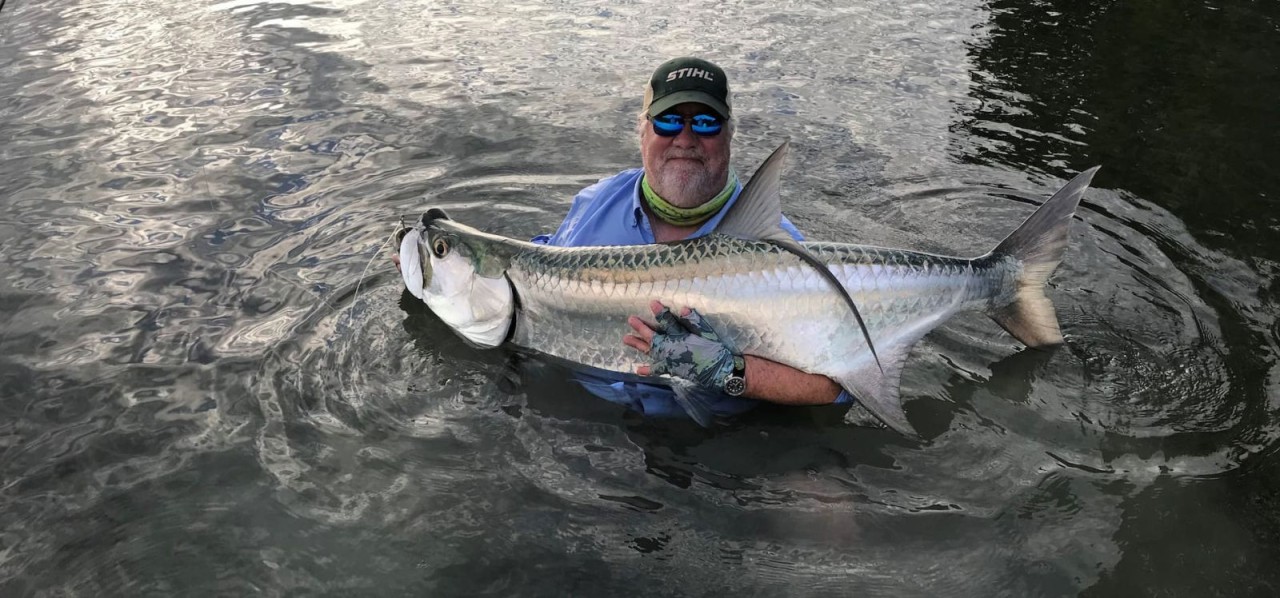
[398,142,1098,436]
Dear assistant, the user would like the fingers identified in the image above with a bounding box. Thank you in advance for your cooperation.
[622,332,649,354]
[650,300,707,337]
[624,313,655,359]
[649,300,683,333]
[648,300,694,319]
[392,253,401,273]
[622,333,660,376]
[680,307,720,340]
[624,300,713,375]
[626,315,655,342]
[655,307,683,333]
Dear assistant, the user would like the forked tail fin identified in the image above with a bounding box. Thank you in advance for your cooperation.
[987,167,1099,347]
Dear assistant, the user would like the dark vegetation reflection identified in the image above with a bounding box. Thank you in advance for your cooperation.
[958,0,1280,593]
[956,0,1280,261]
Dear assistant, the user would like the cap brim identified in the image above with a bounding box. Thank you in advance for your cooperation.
[647,91,731,119]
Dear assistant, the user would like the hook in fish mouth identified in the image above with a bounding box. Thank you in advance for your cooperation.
[397,208,451,243]
[396,216,411,243]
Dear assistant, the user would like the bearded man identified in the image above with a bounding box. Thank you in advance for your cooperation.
[532,57,853,419]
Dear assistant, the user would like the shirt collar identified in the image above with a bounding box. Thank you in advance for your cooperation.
[628,173,743,240]
[628,173,645,228]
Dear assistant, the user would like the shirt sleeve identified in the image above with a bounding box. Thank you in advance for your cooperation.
[529,176,613,246]
[779,215,805,241]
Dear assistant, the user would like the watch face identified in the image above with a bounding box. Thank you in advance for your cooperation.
[724,376,747,396]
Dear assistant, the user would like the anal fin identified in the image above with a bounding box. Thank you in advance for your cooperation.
[836,342,920,437]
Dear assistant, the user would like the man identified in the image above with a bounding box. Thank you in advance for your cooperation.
[529,57,853,419]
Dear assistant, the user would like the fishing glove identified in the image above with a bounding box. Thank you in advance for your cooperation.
[647,307,739,391]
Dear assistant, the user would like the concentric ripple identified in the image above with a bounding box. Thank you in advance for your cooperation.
[2,0,1278,594]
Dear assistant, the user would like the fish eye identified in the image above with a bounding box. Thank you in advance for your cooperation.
[432,237,450,257]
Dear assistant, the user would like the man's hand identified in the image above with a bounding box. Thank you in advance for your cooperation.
[624,300,737,390]
[624,300,845,405]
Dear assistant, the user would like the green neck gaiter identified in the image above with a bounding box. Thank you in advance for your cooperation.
[641,169,738,227]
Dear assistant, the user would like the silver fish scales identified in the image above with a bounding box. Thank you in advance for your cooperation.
[507,239,1008,380]
[399,142,1098,435]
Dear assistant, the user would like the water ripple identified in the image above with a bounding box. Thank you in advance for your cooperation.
[2,0,1278,594]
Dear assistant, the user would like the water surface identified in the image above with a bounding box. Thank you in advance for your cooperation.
[1,0,1278,595]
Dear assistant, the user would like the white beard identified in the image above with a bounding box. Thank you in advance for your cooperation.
[651,159,723,208]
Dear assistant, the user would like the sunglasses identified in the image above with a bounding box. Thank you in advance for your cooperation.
[650,112,725,137]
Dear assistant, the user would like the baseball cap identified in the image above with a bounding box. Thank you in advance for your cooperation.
[643,57,732,120]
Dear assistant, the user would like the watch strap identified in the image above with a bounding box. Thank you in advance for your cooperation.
[724,355,747,396]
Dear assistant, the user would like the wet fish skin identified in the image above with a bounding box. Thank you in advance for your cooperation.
[505,237,1008,378]
[399,144,1098,435]
[502,233,1022,429]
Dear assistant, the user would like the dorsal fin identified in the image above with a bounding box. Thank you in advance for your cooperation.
[715,141,796,242]
[718,142,884,372]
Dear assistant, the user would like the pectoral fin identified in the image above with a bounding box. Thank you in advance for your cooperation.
[669,378,718,427]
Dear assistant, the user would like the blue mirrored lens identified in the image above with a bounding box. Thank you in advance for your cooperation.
[651,113,723,137]
[652,114,685,136]
[690,114,722,135]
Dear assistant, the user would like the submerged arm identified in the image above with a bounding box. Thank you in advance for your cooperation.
[740,355,843,405]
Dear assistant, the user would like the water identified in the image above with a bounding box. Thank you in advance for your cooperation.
[2,0,1278,595]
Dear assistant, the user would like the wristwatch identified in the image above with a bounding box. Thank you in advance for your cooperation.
[723,355,747,396]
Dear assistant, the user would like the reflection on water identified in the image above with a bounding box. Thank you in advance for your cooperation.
[958,0,1280,261]
[1,0,1278,594]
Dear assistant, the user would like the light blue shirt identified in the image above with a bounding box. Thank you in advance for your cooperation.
[532,168,853,418]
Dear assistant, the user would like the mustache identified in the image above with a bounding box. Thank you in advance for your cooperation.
[662,151,705,162]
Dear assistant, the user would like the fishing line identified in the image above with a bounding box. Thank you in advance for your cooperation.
[348,225,403,325]
[337,224,403,407]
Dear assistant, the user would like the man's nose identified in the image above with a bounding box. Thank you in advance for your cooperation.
[671,124,698,148]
